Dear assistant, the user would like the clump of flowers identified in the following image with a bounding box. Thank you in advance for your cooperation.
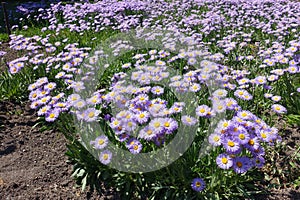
[4,0,300,198]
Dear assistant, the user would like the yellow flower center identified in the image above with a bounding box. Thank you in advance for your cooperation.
[103,154,109,160]
[228,141,235,147]
[221,157,228,164]
[147,130,153,135]
[98,140,104,145]
[154,122,160,128]
[239,134,245,140]
[41,98,47,103]
[88,112,95,118]
[241,113,247,117]
[213,136,220,142]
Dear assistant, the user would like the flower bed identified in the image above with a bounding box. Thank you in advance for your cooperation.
[1,0,300,199]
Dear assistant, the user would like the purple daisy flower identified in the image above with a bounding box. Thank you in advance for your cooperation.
[124,120,137,133]
[126,139,142,154]
[181,115,198,126]
[251,146,265,157]
[244,137,260,151]
[138,126,157,141]
[9,65,21,74]
[234,130,250,145]
[118,133,130,142]
[134,111,150,124]
[223,138,241,154]
[129,142,143,154]
[99,150,112,165]
[36,77,48,87]
[271,104,287,114]
[232,156,252,174]
[67,93,81,104]
[83,108,101,122]
[29,90,40,101]
[53,102,69,112]
[148,118,165,135]
[93,135,108,150]
[257,129,272,142]
[271,96,281,102]
[45,109,60,122]
[43,82,56,91]
[224,98,239,110]
[39,96,51,105]
[189,83,201,92]
[37,88,50,98]
[195,105,210,117]
[151,86,164,96]
[163,118,178,134]
[37,105,51,116]
[237,110,253,121]
[216,153,233,170]
[191,178,205,192]
[252,156,265,168]
[73,99,86,109]
[86,94,102,105]
[208,133,222,146]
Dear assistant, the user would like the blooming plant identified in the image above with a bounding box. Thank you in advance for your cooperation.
[2,0,300,199]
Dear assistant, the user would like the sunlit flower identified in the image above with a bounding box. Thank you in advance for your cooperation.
[45,109,60,122]
[92,135,108,150]
[216,153,233,169]
[181,115,198,126]
[99,150,112,165]
[191,178,205,192]
[232,156,252,174]
[271,104,287,114]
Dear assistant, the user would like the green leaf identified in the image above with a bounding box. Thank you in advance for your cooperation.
[77,169,86,177]
[81,174,88,192]
[71,168,80,178]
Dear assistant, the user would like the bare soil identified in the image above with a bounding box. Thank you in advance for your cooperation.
[0,101,116,200]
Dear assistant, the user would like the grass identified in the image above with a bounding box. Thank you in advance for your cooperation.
[0,33,9,42]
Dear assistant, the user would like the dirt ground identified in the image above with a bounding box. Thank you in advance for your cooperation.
[0,101,116,200]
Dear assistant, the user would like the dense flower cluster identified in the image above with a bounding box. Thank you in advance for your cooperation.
[5,0,300,194]
[211,111,280,173]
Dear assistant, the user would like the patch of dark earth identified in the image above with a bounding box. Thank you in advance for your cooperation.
[0,101,118,200]
[0,42,18,73]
